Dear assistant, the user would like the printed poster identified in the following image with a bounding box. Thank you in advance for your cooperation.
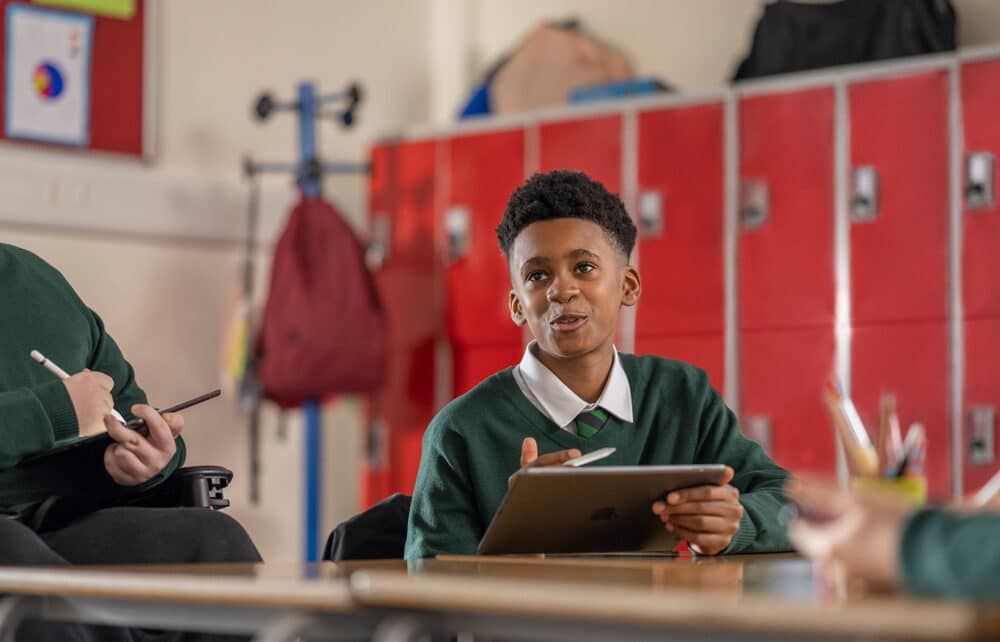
[5,5,94,146]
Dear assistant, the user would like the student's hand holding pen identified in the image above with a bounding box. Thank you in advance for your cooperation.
[786,477,910,591]
[63,369,118,437]
[102,404,183,486]
[507,437,581,487]
[651,465,742,555]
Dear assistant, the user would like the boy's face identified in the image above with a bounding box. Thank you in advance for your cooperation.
[508,218,640,362]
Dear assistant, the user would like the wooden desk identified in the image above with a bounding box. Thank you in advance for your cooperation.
[0,562,382,642]
[0,556,996,642]
[351,555,1000,642]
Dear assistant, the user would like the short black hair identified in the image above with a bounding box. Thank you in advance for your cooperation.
[496,170,637,260]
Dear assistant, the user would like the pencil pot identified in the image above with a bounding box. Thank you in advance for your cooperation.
[850,475,927,507]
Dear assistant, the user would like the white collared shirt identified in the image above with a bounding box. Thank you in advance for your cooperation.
[512,342,634,434]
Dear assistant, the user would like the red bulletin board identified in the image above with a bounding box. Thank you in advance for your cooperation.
[0,0,145,157]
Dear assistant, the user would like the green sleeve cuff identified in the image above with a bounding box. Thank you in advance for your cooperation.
[723,508,758,554]
[33,379,78,442]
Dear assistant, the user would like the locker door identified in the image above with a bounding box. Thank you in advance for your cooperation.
[538,114,622,193]
[850,71,949,324]
[741,328,836,476]
[739,87,835,331]
[963,318,1000,494]
[962,59,1000,318]
[635,333,724,395]
[444,129,525,348]
[452,344,524,398]
[852,322,950,499]
[365,140,439,507]
[961,58,1000,494]
[635,102,724,336]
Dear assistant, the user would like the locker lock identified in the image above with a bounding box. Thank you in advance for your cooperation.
[743,415,772,453]
[365,213,392,270]
[740,180,769,231]
[638,191,663,238]
[968,405,996,466]
[966,152,996,210]
[444,206,470,262]
[851,166,879,222]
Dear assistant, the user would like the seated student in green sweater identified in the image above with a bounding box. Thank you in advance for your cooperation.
[406,170,792,558]
[0,242,260,641]
[788,477,1000,600]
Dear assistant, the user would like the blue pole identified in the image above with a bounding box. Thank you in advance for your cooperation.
[297,82,321,562]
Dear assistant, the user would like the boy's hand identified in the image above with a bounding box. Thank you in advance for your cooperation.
[63,369,116,437]
[651,465,742,555]
[508,437,581,487]
[786,477,907,590]
[102,404,183,486]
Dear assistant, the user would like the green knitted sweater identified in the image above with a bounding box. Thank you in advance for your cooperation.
[406,354,792,558]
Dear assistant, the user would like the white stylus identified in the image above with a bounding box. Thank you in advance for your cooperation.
[563,447,616,468]
[30,350,127,424]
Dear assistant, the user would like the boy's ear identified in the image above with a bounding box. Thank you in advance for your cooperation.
[509,290,527,326]
[621,266,641,307]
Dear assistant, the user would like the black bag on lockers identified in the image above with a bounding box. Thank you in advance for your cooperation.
[732,0,957,81]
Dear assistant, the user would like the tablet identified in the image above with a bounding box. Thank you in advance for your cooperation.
[477,464,730,555]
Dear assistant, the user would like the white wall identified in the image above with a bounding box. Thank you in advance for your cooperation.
[4,0,1000,562]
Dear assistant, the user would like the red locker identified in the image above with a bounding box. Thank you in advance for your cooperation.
[538,114,622,193]
[961,59,1000,319]
[634,333,724,395]
[849,71,949,324]
[451,344,525,398]
[739,87,835,331]
[636,102,725,336]
[443,129,525,348]
[851,322,950,499]
[740,328,836,476]
[963,318,1000,494]
[364,140,440,507]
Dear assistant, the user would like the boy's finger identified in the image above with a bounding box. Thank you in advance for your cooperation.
[161,413,184,438]
[667,514,740,535]
[667,484,738,505]
[659,499,744,518]
[520,438,538,468]
[668,523,732,556]
[131,404,174,452]
[104,414,140,447]
[533,448,582,467]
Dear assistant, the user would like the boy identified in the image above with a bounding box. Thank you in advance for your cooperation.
[0,242,260,641]
[406,170,791,558]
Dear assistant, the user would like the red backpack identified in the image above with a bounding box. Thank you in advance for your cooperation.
[255,196,387,408]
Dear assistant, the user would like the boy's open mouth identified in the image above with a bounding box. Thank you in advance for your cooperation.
[550,314,587,331]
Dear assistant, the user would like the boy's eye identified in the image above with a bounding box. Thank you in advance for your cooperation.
[526,271,546,283]
[576,263,596,273]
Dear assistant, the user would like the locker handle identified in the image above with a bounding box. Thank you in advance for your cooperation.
[365,213,392,270]
[740,179,769,231]
[850,166,879,223]
[366,417,388,470]
[638,190,663,238]
[444,206,471,263]
[966,152,996,210]
[968,405,996,466]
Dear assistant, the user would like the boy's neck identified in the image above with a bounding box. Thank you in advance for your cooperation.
[534,343,615,404]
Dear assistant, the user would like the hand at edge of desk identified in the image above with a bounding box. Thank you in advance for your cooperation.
[785,476,907,591]
[651,465,742,556]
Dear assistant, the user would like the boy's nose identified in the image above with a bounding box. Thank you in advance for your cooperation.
[546,276,579,302]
